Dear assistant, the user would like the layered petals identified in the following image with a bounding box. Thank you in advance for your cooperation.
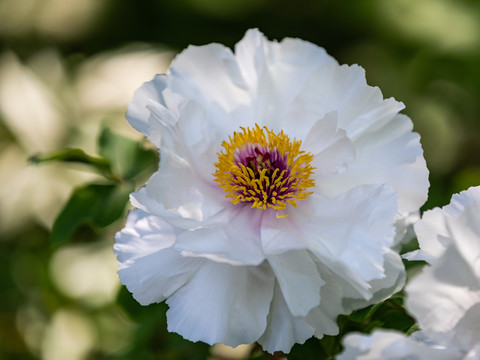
[175,205,265,266]
[267,250,323,317]
[303,111,356,177]
[114,210,204,305]
[257,285,316,354]
[407,224,480,352]
[317,113,429,215]
[407,187,480,263]
[406,187,480,354]
[276,185,397,283]
[339,186,480,359]
[166,260,275,347]
[338,330,463,360]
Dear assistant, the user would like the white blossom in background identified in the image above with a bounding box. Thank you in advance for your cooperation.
[0,0,106,40]
[338,329,465,360]
[0,46,173,234]
[0,50,83,232]
[41,309,96,360]
[338,186,480,360]
[0,45,173,359]
[49,242,121,307]
[114,29,429,353]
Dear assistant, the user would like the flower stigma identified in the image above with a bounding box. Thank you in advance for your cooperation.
[213,124,315,211]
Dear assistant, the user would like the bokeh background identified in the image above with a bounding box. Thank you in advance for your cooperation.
[1,0,480,359]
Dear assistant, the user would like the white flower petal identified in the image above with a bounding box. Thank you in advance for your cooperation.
[343,249,406,312]
[409,196,467,263]
[318,114,429,214]
[303,111,356,177]
[409,186,480,264]
[234,29,337,130]
[300,184,397,283]
[114,209,174,265]
[445,191,480,278]
[290,62,404,140]
[166,261,275,347]
[130,149,226,225]
[407,206,452,263]
[304,278,343,337]
[362,249,406,304]
[465,343,480,360]
[175,206,265,266]
[393,210,419,247]
[406,242,480,351]
[262,184,398,302]
[267,250,323,317]
[404,186,480,355]
[260,210,308,256]
[338,330,462,360]
[114,210,203,305]
[146,94,226,177]
[257,285,315,354]
[172,100,222,170]
[126,74,168,136]
[449,302,480,354]
[168,43,249,111]
[235,29,336,92]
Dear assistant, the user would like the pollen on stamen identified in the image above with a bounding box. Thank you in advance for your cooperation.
[213,124,315,212]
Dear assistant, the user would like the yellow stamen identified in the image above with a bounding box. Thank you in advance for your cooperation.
[213,125,315,211]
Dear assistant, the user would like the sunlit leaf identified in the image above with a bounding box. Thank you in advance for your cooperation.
[50,183,132,245]
[98,127,157,181]
[29,148,118,182]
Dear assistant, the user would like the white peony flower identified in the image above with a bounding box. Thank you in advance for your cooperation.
[114,29,429,353]
[407,186,480,357]
[338,186,480,359]
[338,329,465,360]
[405,185,480,264]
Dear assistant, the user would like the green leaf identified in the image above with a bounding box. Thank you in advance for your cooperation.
[50,183,133,245]
[29,148,119,182]
[347,302,384,323]
[374,308,414,332]
[405,323,420,336]
[98,127,157,180]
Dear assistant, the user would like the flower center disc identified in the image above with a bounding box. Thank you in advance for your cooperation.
[213,125,315,210]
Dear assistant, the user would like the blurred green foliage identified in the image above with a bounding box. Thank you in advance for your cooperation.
[1,0,480,359]
[30,128,157,245]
